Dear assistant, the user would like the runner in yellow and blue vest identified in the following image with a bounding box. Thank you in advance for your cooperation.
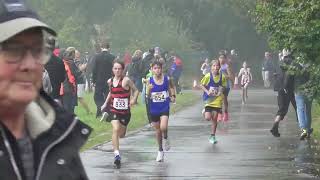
[146,61,176,162]
[200,60,227,144]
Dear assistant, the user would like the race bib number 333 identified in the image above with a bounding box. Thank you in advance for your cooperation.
[151,91,167,102]
[113,98,129,110]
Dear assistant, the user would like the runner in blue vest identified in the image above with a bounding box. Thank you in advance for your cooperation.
[146,61,176,162]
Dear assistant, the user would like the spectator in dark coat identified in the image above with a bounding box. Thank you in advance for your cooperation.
[92,42,115,117]
[262,52,275,88]
[85,43,101,92]
[61,47,82,114]
[270,50,297,137]
[126,49,143,92]
[44,37,66,101]
[141,48,155,77]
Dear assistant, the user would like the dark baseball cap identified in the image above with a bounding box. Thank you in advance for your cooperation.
[0,0,56,43]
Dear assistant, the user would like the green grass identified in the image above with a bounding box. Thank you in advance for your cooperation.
[312,103,320,139]
[75,91,200,150]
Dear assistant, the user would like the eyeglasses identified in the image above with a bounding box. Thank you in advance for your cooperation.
[0,42,51,65]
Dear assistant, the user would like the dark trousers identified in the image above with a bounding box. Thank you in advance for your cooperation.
[134,77,143,92]
[145,98,152,123]
[276,89,297,120]
[62,93,77,114]
[173,76,181,94]
[94,85,108,117]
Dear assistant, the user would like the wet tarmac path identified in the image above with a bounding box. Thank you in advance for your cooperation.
[82,89,320,180]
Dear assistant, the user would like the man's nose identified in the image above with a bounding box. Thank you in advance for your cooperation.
[19,50,38,70]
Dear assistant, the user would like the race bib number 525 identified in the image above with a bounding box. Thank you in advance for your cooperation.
[113,98,129,110]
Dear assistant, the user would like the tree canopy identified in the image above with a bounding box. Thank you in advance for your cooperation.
[253,0,320,100]
[28,0,267,58]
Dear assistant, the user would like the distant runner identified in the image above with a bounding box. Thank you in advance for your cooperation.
[219,54,234,123]
[238,61,253,104]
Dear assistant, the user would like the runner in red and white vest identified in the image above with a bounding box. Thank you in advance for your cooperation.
[100,61,139,168]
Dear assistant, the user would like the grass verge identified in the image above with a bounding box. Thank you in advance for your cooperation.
[75,91,200,151]
[312,103,320,139]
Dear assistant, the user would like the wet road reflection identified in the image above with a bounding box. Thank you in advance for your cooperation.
[82,90,320,179]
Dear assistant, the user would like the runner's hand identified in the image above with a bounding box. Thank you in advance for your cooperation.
[130,99,137,107]
[170,96,176,103]
[147,83,153,90]
[208,89,217,96]
[101,103,107,111]
[207,90,214,97]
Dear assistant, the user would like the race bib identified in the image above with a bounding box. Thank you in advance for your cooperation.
[209,86,219,96]
[151,91,168,103]
[113,98,129,110]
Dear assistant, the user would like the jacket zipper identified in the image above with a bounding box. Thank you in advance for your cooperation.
[35,117,79,180]
[0,126,23,180]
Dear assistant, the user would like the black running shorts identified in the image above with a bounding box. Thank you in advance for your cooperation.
[110,113,131,126]
[150,112,170,123]
[205,106,222,114]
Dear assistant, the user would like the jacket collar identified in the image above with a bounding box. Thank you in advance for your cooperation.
[25,95,56,139]
[1,90,91,146]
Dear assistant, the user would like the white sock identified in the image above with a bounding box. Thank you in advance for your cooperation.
[114,150,120,156]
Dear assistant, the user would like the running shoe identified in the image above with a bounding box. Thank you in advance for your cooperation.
[156,151,164,162]
[217,113,223,122]
[270,123,280,137]
[163,138,171,151]
[307,128,313,139]
[223,112,229,122]
[300,129,308,140]
[209,135,218,144]
[114,155,121,169]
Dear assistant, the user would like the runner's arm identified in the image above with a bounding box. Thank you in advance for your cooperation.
[238,68,243,79]
[101,92,111,111]
[216,76,226,96]
[249,68,253,82]
[168,76,176,97]
[168,76,176,102]
[218,86,224,94]
[146,78,153,98]
[199,84,210,95]
[105,79,112,103]
[199,75,211,95]
[200,63,206,71]
[227,66,235,83]
[124,77,139,105]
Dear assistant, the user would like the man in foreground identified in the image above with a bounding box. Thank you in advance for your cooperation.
[0,1,91,180]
